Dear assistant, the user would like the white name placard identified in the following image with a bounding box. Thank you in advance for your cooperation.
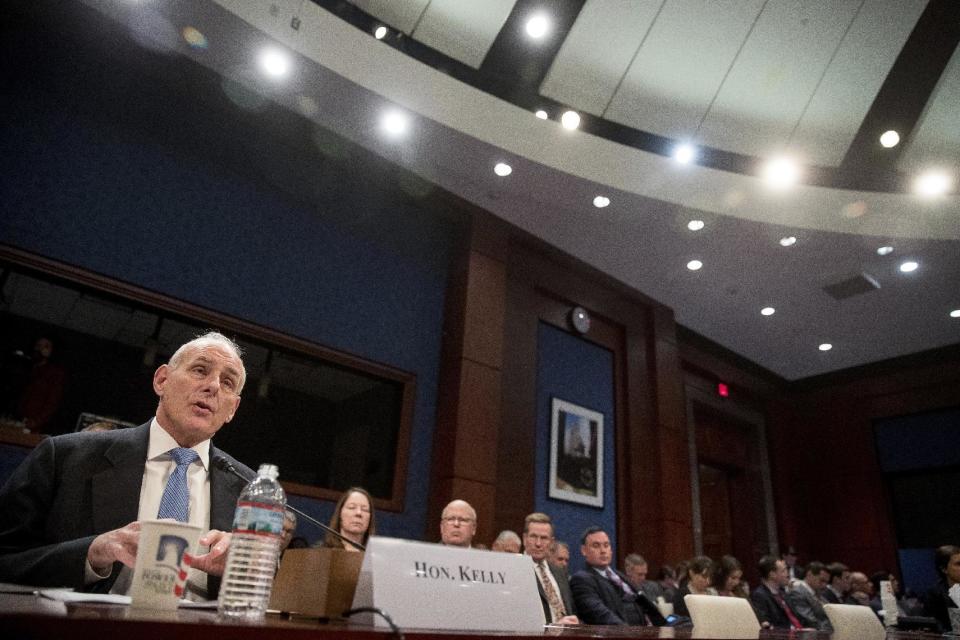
[350,536,545,632]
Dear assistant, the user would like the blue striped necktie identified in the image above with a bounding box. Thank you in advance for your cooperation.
[157,448,199,522]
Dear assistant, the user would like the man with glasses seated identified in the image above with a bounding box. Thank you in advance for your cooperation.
[523,512,579,625]
[439,499,477,548]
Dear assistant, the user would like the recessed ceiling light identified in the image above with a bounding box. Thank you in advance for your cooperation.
[877,246,894,255]
[687,259,703,271]
[687,220,705,231]
[950,309,960,318]
[259,49,290,77]
[761,307,775,316]
[181,26,208,49]
[879,130,900,148]
[915,171,951,197]
[674,144,696,164]
[593,195,610,208]
[561,110,580,130]
[779,236,797,247]
[381,110,408,136]
[374,26,388,40]
[763,157,800,188]
[899,260,919,273]
[525,15,549,39]
[493,162,512,177]
[818,343,833,352]
[535,109,548,120]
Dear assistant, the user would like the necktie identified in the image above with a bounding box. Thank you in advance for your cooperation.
[537,562,566,622]
[157,448,199,522]
[606,567,635,596]
[774,589,803,629]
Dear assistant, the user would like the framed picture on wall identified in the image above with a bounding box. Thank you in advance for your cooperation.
[549,398,603,507]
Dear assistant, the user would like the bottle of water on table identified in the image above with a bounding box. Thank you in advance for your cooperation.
[218,463,286,619]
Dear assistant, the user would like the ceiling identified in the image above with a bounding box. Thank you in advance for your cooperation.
[24,0,960,380]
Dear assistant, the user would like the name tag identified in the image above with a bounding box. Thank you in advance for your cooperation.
[351,536,544,632]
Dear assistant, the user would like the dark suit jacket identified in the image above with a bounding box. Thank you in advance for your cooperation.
[822,586,843,604]
[750,583,797,629]
[923,581,959,632]
[570,566,667,626]
[786,582,831,631]
[534,561,577,623]
[0,422,250,595]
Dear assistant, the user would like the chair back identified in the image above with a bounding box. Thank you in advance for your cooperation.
[823,603,885,640]
[685,594,760,638]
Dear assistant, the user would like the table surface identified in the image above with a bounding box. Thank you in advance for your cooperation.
[0,592,946,640]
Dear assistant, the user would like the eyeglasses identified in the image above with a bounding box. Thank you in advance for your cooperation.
[441,516,475,525]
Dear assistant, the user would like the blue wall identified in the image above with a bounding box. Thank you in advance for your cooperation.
[0,38,458,540]
[534,322,616,575]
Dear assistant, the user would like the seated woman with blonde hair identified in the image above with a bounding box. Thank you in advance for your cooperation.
[319,487,375,551]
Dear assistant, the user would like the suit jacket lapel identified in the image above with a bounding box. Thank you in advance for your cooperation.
[208,447,244,532]
[92,423,150,533]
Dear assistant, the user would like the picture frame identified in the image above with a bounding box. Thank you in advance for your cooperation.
[548,398,604,507]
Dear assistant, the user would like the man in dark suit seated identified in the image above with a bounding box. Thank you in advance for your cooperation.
[823,562,850,604]
[522,512,579,625]
[750,555,804,630]
[569,526,667,626]
[0,332,252,598]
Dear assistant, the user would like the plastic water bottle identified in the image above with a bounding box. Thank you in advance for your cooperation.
[218,463,286,619]
[880,580,898,627]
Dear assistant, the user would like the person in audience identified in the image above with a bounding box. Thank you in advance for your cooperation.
[923,544,960,631]
[16,335,67,433]
[549,541,571,568]
[320,487,375,551]
[658,564,679,604]
[823,562,850,604]
[522,512,579,625]
[569,526,666,626]
[672,555,714,617]
[786,560,832,631]
[491,529,521,553]
[750,555,804,630]
[847,570,873,605]
[438,499,476,548]
[624,553,665,602]
[782,545,800,581]
[0,331,250,597]
[280,510,298,551]
[713,555,745,597]
[869,570,914,617]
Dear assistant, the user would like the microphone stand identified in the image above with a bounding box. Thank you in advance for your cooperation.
[213,455,366,551]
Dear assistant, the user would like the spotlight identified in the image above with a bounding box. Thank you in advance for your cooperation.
[593,196,610,208]
[382,110,408,136]
[915,171,951,197]
[763,157,800,188]
[819,343,832,352]
[535,110,548,120]
[687,260,703,271]
[879,130,900,148]
[374,26,388,40]
[876,246,893,256]
[674,144,696,164]
[779,236,797,247]
[561,110,580,130]
[526,15,549,39]
[950,309,960,318]
[259,48,290,77]
[494,162,512,177]
[761,307,775,316]
[687,220,704,231]
[899,260,918,273]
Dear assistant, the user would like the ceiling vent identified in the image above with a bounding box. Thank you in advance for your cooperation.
[823,272,881,300]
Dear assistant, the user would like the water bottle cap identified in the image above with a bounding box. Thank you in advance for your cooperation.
[257,463,279,479]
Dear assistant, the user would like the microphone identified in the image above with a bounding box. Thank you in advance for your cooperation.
[212,454,366,551]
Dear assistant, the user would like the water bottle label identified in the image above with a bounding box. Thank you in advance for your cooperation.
[232,501,284,536]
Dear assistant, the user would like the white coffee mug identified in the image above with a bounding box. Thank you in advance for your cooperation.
[129,520,202,610]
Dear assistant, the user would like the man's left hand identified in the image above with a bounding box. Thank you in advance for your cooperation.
[191,529,232,576]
